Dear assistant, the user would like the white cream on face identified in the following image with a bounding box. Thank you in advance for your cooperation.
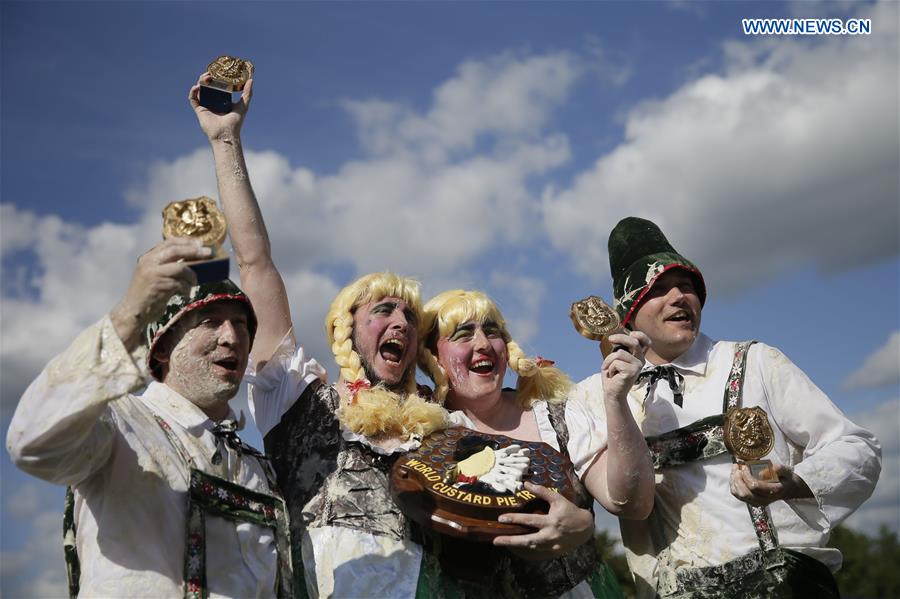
[167,327,238,410]
[161,303,250,417]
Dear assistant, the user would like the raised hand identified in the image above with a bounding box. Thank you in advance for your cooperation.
[188,72,253,142]
[601,330,650,402]
[110,238,209,350]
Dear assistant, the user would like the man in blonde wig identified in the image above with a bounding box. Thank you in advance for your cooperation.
[190,74,445,597]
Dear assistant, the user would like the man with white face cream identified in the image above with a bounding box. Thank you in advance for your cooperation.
[7,239,293,597]
[570,216,881,598]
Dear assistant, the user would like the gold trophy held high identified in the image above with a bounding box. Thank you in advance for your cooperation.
[162,196,229,283]
[199,55,254,114]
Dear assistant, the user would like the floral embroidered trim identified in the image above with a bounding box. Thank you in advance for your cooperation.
[645,414,727,470]
[184,503,206,599]
[153,415,293,598]
[722,341,751,412]
[667,547,787,595]
[64,487,80,599]
[721,341,779,552]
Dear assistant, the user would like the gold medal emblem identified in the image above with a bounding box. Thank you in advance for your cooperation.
[207,55,254,90]
[723,406,775,461]
[162,196,227,248]
[570,295,620,341]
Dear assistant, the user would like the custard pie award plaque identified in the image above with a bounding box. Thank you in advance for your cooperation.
[162,196,229,283]
[199,55,254,114]
[724,406,777,482]
[391,427,579,542]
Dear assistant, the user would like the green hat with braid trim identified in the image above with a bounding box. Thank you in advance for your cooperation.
[608,217,706,327]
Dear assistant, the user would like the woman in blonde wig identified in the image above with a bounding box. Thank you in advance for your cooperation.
[416,289,655,598]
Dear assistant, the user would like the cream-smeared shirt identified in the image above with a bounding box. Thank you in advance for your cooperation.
[570,333,881,598]
[6,317,278,598]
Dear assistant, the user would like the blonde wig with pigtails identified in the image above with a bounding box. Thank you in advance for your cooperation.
[325,272,446,439]
[420,289,572,408]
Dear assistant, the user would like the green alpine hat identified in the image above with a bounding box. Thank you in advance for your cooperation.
[145,279,257,381]
[608,217,706,326]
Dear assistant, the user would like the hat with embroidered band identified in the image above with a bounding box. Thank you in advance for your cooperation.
[145,279,257,381]
[608,217,706,327]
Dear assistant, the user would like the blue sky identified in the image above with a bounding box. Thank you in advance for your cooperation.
[2,1,898,595]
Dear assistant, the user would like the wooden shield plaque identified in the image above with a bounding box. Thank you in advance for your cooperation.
[390,427,578,542]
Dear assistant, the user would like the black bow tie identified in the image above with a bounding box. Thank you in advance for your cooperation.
[637,366,685,407]
[210,419,259,464]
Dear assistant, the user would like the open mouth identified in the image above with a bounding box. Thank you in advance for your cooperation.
[469,358,495,375]
[379,338,406,365]
[665,310,693,325]
[213,357,240,373]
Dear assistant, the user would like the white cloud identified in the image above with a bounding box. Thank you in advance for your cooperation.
[843,331,900,390]
[543,1,899,294]
[1,484,67,598]
[843,398,900,535]
[342,52,581,162]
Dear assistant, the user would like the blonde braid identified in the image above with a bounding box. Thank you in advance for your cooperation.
[330,312,367,383]
[507,340,572,408]
[506,340,537,379]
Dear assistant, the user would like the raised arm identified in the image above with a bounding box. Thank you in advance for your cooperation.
[582,331,655,519]
[189,73,292,367]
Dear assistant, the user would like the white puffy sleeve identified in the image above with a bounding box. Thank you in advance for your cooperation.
[6,316,149,486]
[564,374,610,480]
[758,343,881,532]
[243,329,327,437]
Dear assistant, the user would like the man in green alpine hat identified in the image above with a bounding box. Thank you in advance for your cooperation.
[7,238,293,597]
[569,216,881,598]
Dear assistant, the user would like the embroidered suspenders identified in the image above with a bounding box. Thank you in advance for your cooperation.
[63,416,292,599]
[644,342,778,551]
[720,341,779,552]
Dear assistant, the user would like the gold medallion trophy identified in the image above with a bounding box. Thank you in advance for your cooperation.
[162,196,229,283]
[724,407,777,482]
[570,295,624,356]
[198,55,254,114]
[570,297,777,482]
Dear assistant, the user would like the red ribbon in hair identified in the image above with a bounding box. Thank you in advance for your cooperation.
[347,379,371,405]
[535,356,555,367]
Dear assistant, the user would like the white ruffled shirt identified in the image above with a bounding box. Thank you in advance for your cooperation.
[6,317,278,598]
[570,333,881,598]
